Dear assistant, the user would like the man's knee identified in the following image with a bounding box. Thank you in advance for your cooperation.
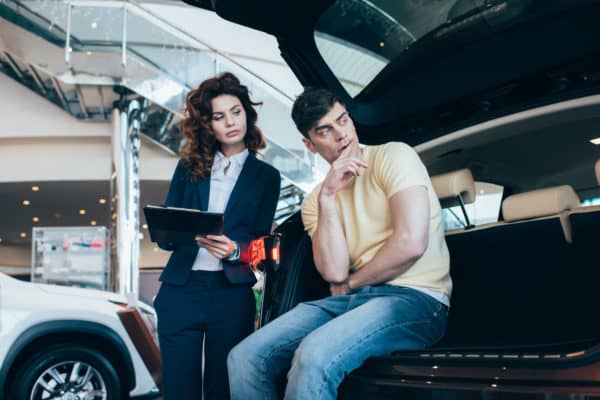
[291,338,329,374]
[227,339,252,370]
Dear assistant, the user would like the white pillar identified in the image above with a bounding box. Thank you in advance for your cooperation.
[110,101,142,296]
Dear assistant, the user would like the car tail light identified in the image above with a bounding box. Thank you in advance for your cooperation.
[271,246,279,263]
[249,238,266,271]
[248,234,281,272]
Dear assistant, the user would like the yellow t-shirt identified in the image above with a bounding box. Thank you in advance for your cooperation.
[301,142,452,297]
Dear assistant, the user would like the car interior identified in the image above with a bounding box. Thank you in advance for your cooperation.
[261,101,600,389]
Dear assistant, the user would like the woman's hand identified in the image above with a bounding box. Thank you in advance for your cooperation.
[196,234,236,260]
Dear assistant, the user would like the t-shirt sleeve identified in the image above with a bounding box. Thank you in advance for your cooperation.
[300,187,320,238]
[376,142,430,198]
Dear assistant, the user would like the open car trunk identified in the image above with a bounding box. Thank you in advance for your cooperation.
[260,208,600,394]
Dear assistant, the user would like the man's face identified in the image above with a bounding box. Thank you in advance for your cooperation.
[303,102,359,164]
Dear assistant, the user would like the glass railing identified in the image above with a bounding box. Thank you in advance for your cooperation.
[3,0,324,193]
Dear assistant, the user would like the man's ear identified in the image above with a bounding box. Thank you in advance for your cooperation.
[302,137,317,154]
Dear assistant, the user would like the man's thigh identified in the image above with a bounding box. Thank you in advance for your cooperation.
[242,295,349,356]
[298,287,448,363]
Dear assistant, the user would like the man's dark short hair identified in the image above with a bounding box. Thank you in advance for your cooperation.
[291,87,345,138]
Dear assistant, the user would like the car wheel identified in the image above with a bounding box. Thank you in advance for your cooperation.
[8,344,123,400]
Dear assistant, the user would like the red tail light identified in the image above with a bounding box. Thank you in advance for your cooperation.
[248,234,281,271]
[248,238,265,270]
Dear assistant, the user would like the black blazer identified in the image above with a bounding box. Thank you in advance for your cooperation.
[158,153,281,286]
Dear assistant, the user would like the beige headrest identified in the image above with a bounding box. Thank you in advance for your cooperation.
[502,185,580,222]
[595,159,600,185]
[431,168,476,205]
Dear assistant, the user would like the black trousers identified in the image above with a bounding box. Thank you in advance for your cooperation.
[154,270,256,400]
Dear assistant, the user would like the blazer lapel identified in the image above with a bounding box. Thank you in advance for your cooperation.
[224,153,260,216]
[198,174,210,211]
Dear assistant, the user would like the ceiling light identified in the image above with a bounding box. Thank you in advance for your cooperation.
[31,186,40,191]
[22,200,30,206]
[20,232,27,238]
[90,220,97,226]
[79,209,86,215]
[153,247,159,252]
[86,51,93,56]
[32,217,39,223]
[142,224,148,230]
[379,41,385,47]
[590,137,600,145]
[91,21,97,29]
[99,198,107,204]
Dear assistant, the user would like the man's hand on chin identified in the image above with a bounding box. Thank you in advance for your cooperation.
[330,279,350,296]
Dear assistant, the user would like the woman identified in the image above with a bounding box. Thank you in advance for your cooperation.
[154,72,281,400]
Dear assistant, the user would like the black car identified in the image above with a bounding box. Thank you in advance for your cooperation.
[186,0,600,398]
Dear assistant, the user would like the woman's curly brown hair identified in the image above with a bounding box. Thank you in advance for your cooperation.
[180,72,266,181]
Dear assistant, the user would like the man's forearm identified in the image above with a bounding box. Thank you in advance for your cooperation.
[313,193,350,283]
[348,234,426,289]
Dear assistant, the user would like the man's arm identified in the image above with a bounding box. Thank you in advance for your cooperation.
[312,191,351,283]
[348,185,430,289]
[311,147,368,283]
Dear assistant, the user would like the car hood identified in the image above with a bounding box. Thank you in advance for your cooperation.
[36,282,127,303]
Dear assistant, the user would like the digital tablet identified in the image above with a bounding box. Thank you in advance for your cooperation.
[143,205,224,245]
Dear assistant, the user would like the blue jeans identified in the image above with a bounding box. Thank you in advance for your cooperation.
[227,285,448,400]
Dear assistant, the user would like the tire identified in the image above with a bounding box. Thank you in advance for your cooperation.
[8,344,123,400]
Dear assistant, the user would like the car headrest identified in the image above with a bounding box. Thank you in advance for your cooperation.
[431,168,476,208]
[595,159,600,185]
[502,185,580,222]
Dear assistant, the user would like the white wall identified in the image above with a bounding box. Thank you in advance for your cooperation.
[0,73,112,138]
[0,136,177,182]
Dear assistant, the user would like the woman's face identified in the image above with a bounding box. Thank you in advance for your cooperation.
[209,94,248,155]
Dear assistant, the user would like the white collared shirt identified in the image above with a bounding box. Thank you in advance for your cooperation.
[192,149,249,271]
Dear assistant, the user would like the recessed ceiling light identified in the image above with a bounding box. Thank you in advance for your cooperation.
[31,186,40,191]
[379,41,385,47]
[79,209,86,215]
[86,51,93,56]
[90,220,97,226]
[91,21,97,29]
[32,217,39,223]
[590,137,600,145]
[99,198,107,204]
[22,200,30,206]
[20,232,27,238]
[142,224,148,229]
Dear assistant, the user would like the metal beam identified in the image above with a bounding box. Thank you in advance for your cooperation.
[26,64,48,96]
[3,51,24,80]
[50,77,70,113]
[75,84,89,119]
[98,86,109,120]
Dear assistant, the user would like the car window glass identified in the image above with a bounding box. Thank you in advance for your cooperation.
[314,0,515,97]
[442,181,503,230]
[581,197,600,207]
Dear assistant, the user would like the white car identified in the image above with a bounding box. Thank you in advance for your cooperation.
[0,272,159,399]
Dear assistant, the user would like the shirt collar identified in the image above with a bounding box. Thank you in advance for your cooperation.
[214,148,249,170]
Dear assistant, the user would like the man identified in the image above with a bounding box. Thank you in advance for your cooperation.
[227,88,452,400]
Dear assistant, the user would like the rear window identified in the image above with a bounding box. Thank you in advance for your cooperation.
[442,181,503,230]
[314,0,521,97]
[581,197,600,206]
